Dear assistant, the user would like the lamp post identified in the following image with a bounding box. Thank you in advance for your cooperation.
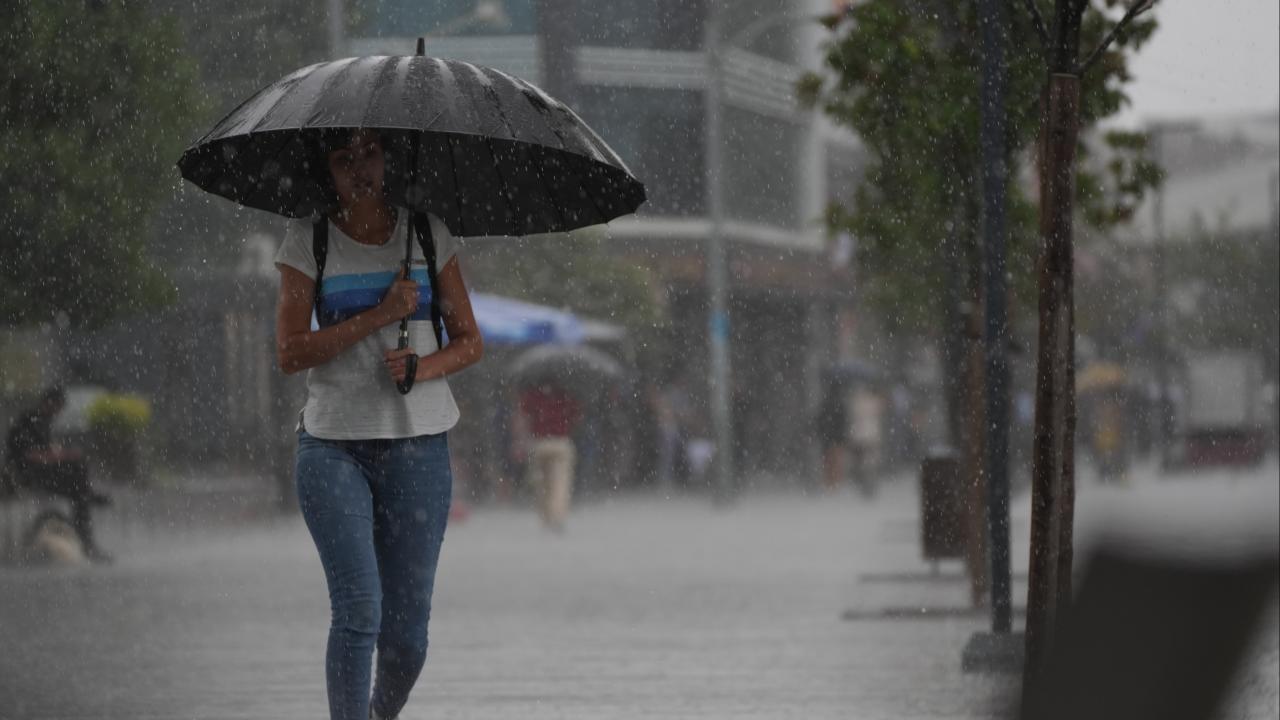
[703,5,824,502]
[1147,119,1199,466]
[328,0,345,57]
[703,5,732,502]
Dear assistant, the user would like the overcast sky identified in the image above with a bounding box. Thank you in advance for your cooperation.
[1117,0,1280,125]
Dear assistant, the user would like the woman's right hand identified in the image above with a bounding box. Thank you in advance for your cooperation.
[379,276,420,322]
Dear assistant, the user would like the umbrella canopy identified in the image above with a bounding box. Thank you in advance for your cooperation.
[470,293,586,346]
[508,343,625,385]
[1077,362,1127,393]
[177,54,646,236]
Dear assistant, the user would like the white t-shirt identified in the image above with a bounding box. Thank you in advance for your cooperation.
[274,209,460,440]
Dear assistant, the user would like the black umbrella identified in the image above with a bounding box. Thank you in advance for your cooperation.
[178,40,645,393]
[177,42,645,235]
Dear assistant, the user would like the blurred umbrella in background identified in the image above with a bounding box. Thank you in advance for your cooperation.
[508,343,625,392]
[1077,362,1127,394]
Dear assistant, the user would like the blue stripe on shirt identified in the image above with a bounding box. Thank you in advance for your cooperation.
[316,270,434,328]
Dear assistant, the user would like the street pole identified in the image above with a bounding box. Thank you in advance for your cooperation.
[698,5,818,503]
[327,0,345,58]
[962,0,1019,672]
[977,0,1013,634]
[704,3,734,503]
[1152,129,1170,465]
[1146,121,1199,464]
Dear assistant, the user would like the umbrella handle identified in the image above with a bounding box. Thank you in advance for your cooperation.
[397,353,418,395]
[396,253,415,393]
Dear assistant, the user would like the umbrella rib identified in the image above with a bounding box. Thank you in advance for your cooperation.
[259,130,319,216]
[359,56,403,131]
[574,161,618,227]
[469,63,520,141]
[530,146,573,232]
[226,130,291,210]
[502,72,573,150]
[483,136,524,236]
[447,136,468,236]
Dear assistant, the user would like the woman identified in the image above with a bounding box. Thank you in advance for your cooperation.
[273,128,483,720]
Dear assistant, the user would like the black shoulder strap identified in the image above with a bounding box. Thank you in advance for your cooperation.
[312,217,328,310]
[413,212,445,350]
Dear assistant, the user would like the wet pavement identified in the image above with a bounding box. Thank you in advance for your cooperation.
[1,459,1276,719]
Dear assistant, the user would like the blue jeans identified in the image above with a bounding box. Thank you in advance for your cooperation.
[296,431,452,720]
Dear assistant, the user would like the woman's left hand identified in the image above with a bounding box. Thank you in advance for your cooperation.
[384,347,418,383]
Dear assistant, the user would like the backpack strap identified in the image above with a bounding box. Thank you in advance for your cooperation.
[412,212,445,350]
[312,217,328,312]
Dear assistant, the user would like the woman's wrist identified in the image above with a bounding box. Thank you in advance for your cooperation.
[413,351,439,382]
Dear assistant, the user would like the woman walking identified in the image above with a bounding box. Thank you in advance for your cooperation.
[273,128,482,720]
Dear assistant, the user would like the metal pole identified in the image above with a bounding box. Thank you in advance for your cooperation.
[977,0,1013,634]
[327,0,345,58]
[704,3,734,502]
[1147,121,1198,463]
[1151,129,1171,464]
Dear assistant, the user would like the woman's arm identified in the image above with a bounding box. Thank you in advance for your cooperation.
[275,263,417,374]
[384,256,485,383]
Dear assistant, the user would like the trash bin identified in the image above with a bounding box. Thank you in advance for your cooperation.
[920,447,964,560]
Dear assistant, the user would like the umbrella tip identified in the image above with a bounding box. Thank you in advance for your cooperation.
[416,37,425,56]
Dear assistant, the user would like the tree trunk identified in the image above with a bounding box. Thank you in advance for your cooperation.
[1024,73,1080,686]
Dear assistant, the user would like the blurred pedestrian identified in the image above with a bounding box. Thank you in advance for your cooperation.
[518,380,582,531]
[273,128,483,720]
[815,379,850,492]
[850,386,885,496]
[650,380,684,491]
[4,385,112,563]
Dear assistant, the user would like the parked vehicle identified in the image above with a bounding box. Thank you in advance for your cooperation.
[1174,351,1269,467]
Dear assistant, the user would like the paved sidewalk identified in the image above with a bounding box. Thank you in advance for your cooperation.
[0,461,1275,719]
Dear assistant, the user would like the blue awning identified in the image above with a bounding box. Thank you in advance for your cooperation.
[471,293,587,346]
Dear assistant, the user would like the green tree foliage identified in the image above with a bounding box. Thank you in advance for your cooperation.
[149,0,339,270]
[797,0,1159,332]
[0,0,205,328]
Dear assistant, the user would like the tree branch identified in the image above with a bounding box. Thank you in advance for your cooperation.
[1079,0,1156,75]
[1020,0,1051,47]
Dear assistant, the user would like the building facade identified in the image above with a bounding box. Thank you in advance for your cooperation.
[348,0,867,483]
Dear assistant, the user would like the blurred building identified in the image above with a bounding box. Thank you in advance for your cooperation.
[346,0,866,482]
[1103,112,1280,454]
[1127,113,1279,243]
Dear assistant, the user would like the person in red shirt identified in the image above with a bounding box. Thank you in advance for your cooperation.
[518,381,582,531]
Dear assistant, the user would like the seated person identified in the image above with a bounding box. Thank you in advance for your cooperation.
[5,386,111,562]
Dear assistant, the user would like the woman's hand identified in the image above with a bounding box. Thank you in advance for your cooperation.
[378,277,419,323]
[384,347,418,383]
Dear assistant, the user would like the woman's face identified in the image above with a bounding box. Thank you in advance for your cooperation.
[327,130,385,209]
